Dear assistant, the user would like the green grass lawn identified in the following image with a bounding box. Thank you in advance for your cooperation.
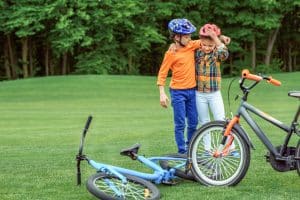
[0,72,299,200]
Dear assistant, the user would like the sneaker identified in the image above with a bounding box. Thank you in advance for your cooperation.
[230,150,240,158]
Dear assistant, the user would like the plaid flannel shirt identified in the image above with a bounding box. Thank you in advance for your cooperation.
[195,46,229,93]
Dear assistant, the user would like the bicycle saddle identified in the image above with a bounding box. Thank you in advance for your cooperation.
[288,91,300,98]
[120,143,140,159]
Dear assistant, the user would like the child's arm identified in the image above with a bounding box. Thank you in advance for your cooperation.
[158,85,169,108]
[168,43,177,53]
[216,45,229,61]
[169,40,202,52]
[206,29,223,47]
[157,53,172,108]
[207,29,229,61]
[219,35,231,45]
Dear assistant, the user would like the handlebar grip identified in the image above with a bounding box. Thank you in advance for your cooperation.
[85,115,93,130]
[267,77,281,86]
[241,69,262,81]
[83,115,93,137]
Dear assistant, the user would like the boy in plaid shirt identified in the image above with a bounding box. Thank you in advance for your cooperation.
[195,24,237,155]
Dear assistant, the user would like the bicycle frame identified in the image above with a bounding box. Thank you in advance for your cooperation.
[221,69,299,160]
[235,99,299,158]
[76,115,187,186]
[87,155,186,185]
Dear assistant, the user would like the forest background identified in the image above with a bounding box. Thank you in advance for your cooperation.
[0,0,299,80]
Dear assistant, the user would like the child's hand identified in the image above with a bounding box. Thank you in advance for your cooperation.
[168,43,177,53]
[160,93,169,108]
[206,28,217,38]
[220,35,231,45]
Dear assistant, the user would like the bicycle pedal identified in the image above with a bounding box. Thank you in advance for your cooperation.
[162,180,178,186]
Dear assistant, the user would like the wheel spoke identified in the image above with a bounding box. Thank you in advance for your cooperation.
[189,122,250,186]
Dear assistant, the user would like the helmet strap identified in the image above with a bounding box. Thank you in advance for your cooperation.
[175,35,186,47]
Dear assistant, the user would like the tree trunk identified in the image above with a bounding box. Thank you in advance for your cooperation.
[4,41,12,79]
[45,43,49,76]
[62,53,67,75]
[293,54,297,71]
[6,34,18,79]
[29,39,34,77]
[67,55,71,74]
[288,42,292,72]
[50,56,54,75]
[128,54,133,74]
[244,43,247,63]
[265,27,279,66]
[251,36,256,72]
[229,55,233,75]
[282,45,287,71]
[21,37,29,78]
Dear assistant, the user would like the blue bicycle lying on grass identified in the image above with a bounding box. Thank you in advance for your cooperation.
[76,116,194,200]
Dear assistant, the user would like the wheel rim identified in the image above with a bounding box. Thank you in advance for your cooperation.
[94,176,153,199]
[297,141,300,176]
[191,126,245,185]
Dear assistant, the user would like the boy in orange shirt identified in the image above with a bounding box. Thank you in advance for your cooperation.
[157,18,201,154]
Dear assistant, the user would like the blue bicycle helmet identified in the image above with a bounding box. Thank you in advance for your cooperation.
[168,18,196,34]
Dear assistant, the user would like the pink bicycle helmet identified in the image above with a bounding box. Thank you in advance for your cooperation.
[199,24,221,36]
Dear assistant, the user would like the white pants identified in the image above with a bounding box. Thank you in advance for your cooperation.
[196,90,234,151]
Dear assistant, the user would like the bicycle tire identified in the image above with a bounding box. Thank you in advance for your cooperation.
[86,172,160,200]
[188,121,251,186]
[296,140,300,176]
[159,153,195,181]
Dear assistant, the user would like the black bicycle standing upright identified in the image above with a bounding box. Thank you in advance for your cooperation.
[187,69,300,186]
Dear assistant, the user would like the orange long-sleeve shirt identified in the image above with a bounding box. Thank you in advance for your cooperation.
[157,40,202,89]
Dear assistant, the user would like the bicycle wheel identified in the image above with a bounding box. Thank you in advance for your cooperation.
[87,172,160,200]
[159,153,195,181]
[296,140,300,176]
[188,121,250,186]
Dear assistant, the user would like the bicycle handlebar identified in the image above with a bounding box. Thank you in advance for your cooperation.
[241,69,281,86]
[267,77,281,86]
[83,115,93,137]
[242,69,262,82]
[77,115,93,185]
[78,115,93,156]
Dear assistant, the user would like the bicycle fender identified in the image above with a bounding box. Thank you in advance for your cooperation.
[233,124,255,150]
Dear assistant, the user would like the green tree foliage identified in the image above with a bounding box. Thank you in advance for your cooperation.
[0,0,60,77]
[75,0,168,75]
[0,0,299,79]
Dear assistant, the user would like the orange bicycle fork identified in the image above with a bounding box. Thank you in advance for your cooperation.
[213,116,240,157]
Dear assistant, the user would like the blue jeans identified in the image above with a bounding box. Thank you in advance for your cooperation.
[170,88,198,154]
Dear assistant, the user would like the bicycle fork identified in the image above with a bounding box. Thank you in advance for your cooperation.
[214,117,240,157]
[88,160,129,197]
